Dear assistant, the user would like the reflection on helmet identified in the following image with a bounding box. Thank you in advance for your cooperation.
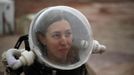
[29,6,93,70]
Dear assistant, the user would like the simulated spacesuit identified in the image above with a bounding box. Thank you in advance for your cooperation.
[1,6,106,75]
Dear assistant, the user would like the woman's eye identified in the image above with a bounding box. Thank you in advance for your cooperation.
[65,31,72,37]
[52,33,61,39]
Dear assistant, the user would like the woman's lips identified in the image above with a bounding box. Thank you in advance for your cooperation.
[58,48,69,53]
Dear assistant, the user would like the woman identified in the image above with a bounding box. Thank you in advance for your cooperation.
[24,18,85,75]
[24,6,94,75]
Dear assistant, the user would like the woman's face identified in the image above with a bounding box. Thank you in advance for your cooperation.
[39,20,73,63]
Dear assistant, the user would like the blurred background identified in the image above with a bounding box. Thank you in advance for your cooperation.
[0,0,134,75]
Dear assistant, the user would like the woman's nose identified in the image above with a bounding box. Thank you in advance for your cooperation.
[60,35,67,45]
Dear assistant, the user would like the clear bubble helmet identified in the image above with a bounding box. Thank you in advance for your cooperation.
[29,6,94,70]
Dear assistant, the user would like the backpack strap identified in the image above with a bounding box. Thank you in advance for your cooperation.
[14,35,30,51]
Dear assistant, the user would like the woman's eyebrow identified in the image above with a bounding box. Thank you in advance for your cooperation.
[65,29,72,33]
[50,31,61,35]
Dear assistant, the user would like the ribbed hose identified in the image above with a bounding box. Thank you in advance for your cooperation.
[6,49,35,70]
[92,40,106,54]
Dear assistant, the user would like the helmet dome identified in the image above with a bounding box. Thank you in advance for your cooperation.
[29,6,93,70]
